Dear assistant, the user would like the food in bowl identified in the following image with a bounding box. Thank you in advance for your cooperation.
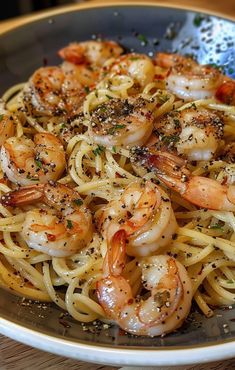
[0,38,235,337]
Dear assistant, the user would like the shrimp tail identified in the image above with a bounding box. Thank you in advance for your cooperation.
[136,149,189,193]
[216,81,235,106]
[1,184,45,207]
[104,229,127,277]
[58,43,86,65]
[146,150,187,177]
[97,229,132,317]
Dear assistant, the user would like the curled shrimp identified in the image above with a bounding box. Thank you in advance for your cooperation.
[96,181,177,257]
[23,66,67,116]
[97,229,192,336]
[58,40,123,67]
[23,65,92,118]
[89,96,156,147]
[149,107,224,161]
[216,80,235,106]
[1,182,92,257]
[0,132,66,186]
[105,53,155,87]
[155,53,222,101]
[219,142,235,164]
[141,150,235,211]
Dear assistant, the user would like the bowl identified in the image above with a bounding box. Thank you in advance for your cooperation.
[0,1,235,366]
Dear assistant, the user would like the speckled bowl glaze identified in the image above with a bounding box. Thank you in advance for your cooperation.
[0,2,235,366]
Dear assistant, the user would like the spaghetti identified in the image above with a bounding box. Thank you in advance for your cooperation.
[0,39,235,336]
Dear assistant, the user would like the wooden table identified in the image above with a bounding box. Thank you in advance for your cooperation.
[1,1,235,369]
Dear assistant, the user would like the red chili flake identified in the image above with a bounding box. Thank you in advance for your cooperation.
[59,319,71,328]
[115,172,123,178]
[145,112,152,120]
[46,233,56,241]
[154,74,165,80]
[221,175,228,185]
[118,328,126,336]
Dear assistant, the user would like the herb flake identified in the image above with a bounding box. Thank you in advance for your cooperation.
[193,14,205,27]
[73,198,83,206]
[161,135,180,144]
[35,160,42,169]
[67,220,73,229]
[137,34,148,45]
[93,145,105,156]
[84,86,90,94]
[210,223,224,231]
[108,124,126,135]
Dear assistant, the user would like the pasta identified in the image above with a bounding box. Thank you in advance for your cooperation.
[0,39,235,336]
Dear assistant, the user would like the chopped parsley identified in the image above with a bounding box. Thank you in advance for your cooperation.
[35,159,42,169]
[137,34,148,45]
[190,102,197,110]
[173,119,181,128]
[210,223,224,230]
[67,220,73,229]
[93,145,105,156]
[228,67,234,74]
[112,146,117,153]
[158,94,169,104]
[161,135,180,144]
[193,14,205,27]
[73,198,83,206]
[208,63,225,73]
[0,114,3,121]
[108,124,126,135]
[26,173,38,181]
[227,280,234,284]
[106,94,113,100]
[84,86,90,94]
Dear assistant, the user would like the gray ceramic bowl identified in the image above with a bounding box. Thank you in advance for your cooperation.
[0,2,235,366]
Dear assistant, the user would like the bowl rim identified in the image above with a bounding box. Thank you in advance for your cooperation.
[0,0,234,36]
[0,1,235,365]
[1,316,235,366]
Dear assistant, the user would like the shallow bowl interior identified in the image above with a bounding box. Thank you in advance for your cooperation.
[0,2,235,366]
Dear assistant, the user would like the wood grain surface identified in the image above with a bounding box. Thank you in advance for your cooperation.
[0,1,235,369]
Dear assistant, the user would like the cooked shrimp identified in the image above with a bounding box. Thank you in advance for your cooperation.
[155,53,222,101]
[23,67,67,116]
[216,80,235,106]
[23,65,92,117]
[219,142,235,163]
[0,132,66,185]
[58,40,123,67]
[89,96,156,147]
[0,113,15,146]
[1,182,92,257]
[96,181,177,257]
[150,107,224,161]
[105,53,155,87]
[141,150,235,211]
[97,229,192,336]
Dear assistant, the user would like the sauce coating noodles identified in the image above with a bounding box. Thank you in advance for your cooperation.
[0,41,235,336]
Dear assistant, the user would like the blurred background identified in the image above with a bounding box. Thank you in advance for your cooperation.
[0,0,234,22]
[0,0,80,20]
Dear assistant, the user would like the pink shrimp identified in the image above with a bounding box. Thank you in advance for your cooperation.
[154,52,222,101]
[97,229,192,336]
[140,150,235,211]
